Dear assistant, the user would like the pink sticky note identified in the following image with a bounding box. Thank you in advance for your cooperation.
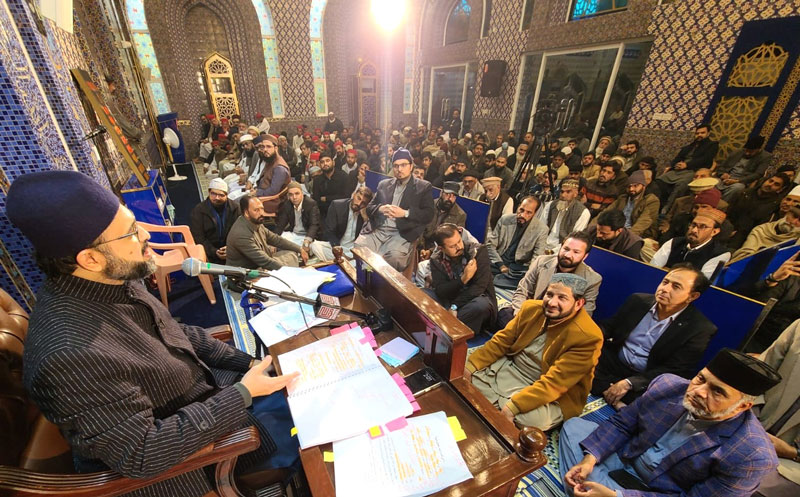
[362,326,373,336]
[369,340,378,349]
[405,393,416,403]
[386,417,408,432]
[359,336,370,344]
[400,384,412,396]
[392,373,404,384]
[348,322,358,329]
[410,401,421,412]
[330,324,349,335]
[374,348,383,357]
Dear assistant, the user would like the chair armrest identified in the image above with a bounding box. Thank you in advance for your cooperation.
[208,324,233,342]
[0,427,260,497]
[148,241,194,260]
[138,222,196,245]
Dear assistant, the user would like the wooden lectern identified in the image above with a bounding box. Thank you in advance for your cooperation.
[270,247,547,496]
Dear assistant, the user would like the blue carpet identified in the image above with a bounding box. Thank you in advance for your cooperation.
[148,275,228,328]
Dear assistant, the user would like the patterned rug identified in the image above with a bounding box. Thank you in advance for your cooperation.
[514,396,616,497]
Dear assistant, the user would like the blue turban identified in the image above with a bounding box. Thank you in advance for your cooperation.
[7,171,120,257]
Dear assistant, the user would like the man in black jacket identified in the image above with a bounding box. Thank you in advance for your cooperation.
[309,186,373,261]
[355,148,435,272]
[312,149,350,220]
[585,209,643,260]
[592,264,717,408]
[272,182,321,253]
[189,178,240,263]
[427,224,496,333]
[7,171,299,497]
[656,124,719,205]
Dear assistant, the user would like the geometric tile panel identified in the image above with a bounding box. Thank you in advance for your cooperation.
[0,0,78,306]
[625,0,800,133]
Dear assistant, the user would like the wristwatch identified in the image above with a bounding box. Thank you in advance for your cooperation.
[765,273,777,283]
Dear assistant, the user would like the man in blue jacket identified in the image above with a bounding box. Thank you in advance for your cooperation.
[559,348,780,497]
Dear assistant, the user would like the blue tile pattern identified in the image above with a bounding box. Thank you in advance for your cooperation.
[252,0,285,117]
[309,0,328,115]
[125,0,170,114]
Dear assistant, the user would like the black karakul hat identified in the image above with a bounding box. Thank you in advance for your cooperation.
[706,348,781,396]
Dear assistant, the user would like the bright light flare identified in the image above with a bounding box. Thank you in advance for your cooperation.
[371,0,406,33]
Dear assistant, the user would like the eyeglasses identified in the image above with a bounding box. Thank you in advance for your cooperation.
[689,223,713,231]
[94,224,141,245]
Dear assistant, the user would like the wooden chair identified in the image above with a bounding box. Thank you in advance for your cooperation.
[0,299,266,497]
[137,222,216,308]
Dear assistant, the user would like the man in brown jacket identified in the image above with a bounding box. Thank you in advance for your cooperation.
[465,273,603,431]
[598,170,660,238]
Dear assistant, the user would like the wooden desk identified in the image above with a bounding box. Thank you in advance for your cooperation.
[269,248,546,496]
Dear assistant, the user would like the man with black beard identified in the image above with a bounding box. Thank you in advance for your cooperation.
[226,195,306,269]
[253,134,291,213]
[190,178,241,263]
[8,171,301,497]
[309,186,373,261]
[416,182,468,285]
[427,224,496,333]
[656,124,719,205]
[312,149,350,220]
[496,231,602,330]
[466,273,603,430]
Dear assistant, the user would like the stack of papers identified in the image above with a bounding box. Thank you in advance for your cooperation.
[333,411,472,497]
[376,337,419,367]
[246,267,336,346]
[278,332,413,449]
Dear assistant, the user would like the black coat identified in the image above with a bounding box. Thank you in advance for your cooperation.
[312,169,350,219]
[598,293,717,393]
[324,198,365,246]
[430,243,496,311]
[362,177,435,243]
[189,198,240,263]
[272,196,321,241]
[670,138,719,171]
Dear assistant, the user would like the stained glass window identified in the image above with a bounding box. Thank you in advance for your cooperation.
[309,0,328,115]
[125,0,170,114]
[251,1,285,117]
[570,0,628,21]
[444,0,471,45]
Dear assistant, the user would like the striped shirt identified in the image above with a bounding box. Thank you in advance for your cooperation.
[23,275,275,497]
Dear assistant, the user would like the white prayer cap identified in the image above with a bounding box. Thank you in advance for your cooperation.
[208,178,228,193]
[239,134,253,143]
[788,185,800,198]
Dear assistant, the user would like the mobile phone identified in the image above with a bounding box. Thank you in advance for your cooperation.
[403,367,442,396]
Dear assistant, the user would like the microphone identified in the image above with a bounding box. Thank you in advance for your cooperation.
[181,257,267,279]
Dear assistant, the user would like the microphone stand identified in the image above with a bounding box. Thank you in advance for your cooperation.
[230,276,370,359]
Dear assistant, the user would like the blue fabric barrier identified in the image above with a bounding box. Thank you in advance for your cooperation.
[365,170,490,242]
[585,247,765,367]
[714,238,796,292]
[760,243,800,280]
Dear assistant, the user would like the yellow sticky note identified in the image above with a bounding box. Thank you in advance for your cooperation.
[368,425,383,438]
[290,427,298,436]
[323,451,335,462]
[448,416,467,442]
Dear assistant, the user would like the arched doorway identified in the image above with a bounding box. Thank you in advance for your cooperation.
[357,61,378,130]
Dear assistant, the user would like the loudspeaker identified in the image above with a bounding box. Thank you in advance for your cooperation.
[480,60,506,97]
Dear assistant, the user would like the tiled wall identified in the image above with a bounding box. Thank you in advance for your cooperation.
[0,0,80,309]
